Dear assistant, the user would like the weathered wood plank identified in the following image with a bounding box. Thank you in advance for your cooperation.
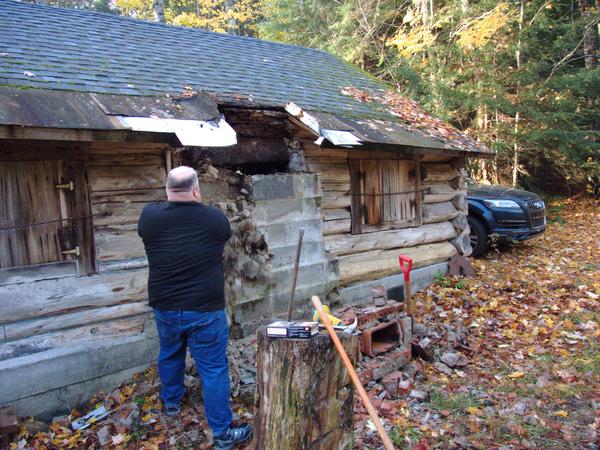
[0,161,65,267]
[422,163,459,183]
[307,162,350,183]
[0,268,148,324]
[89,154,164,166]
[338,242,457,286]
[3,302,150,341]
[422,182,459,204]
[323,219,351,235]
[65,160,96,274]
[92,202,145,228]
[323,208,350,221]
[89,165,166,192]
[0,262,76,286]
[91,188,165,204]
[89,142,167,153]
[0,141,89,161]
[322,191,351,210]
[0,314,148,361]
[302,146,349,161]
[362,160,383,224]
[324,221,456,256]
[423,201,459,224]
[95,230,146,262]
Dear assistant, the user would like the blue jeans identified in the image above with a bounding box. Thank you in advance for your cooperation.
[153,308,232,435]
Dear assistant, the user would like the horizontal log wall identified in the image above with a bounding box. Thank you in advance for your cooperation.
[0,142,167,352]
[303,143,463,287]
[89,143,169,263]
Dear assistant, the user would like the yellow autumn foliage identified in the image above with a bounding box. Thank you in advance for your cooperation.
[115,0,261,34]
[456,2,512,51]
[387,24,436,59]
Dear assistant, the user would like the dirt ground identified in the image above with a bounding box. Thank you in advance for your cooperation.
[7,198,599,450]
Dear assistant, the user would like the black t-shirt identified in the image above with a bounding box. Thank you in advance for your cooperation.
[137,201,231,311]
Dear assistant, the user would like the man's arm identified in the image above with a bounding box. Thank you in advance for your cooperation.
[137,203,153,239]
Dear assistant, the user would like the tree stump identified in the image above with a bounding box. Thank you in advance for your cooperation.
[254,328,358,450]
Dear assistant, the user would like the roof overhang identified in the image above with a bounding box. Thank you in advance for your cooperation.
[0,87,237,146]
[285,102,493,156]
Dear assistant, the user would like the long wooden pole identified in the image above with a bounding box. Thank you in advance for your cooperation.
[286,229,304,321]
[311,295,395,450]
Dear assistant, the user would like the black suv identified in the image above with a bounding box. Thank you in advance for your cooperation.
[467,180,546,257]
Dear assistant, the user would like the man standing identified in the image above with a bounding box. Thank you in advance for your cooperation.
[138,166,252,449]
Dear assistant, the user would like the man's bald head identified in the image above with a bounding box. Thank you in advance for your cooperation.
[166,166,201,202]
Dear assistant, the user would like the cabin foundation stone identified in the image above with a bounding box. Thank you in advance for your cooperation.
[339,261,449,306]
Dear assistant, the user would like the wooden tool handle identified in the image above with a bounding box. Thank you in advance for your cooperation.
[286,229,304,321]
[311,295,395,450]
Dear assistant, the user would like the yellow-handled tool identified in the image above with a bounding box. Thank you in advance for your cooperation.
[312,304,342,326]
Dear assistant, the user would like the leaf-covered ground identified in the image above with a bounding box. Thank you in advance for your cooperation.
[8,198,599,450]
[360,198,599,449]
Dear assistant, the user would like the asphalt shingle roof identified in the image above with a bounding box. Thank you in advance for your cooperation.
[0,0,392,119]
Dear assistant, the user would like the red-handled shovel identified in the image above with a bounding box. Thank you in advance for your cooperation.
[398,255,414,317]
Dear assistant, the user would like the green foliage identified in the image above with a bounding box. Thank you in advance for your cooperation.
[261,0,600,196]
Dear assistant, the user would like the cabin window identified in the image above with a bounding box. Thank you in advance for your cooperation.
[0,160,95,274]
[350,159,422,234]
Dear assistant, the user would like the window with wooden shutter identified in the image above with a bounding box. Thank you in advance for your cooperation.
[0,160,95,274]
[350,159,422,234]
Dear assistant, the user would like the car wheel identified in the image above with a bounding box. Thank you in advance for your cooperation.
[468,216,489,258]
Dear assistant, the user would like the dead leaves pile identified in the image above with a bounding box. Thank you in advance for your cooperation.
[340,85,484,153]
[9,368,251,450]
[375,198,599,449]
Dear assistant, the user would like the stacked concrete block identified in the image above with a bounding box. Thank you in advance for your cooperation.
[232,174,330,334]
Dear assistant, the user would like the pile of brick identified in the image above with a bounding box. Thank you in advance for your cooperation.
[337,297,413,388]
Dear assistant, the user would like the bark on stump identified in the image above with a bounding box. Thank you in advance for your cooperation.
[254,328,358,450]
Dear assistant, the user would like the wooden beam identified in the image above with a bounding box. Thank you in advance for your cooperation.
[0,314,148,361]
[0,140,90,161]
[423,201,460,223]
[421,163,460,183]
[0,126,177,144]
[324,221,456,256]
[338,241,457,286]
[2,302,150,342]
[0,268,148,324]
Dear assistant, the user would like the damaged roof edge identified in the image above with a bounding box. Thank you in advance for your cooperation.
[0,86,237,147]
[285,102,492,155]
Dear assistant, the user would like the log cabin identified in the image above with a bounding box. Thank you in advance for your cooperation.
[0,0,492,418]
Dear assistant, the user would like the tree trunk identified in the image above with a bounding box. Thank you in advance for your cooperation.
[254,329,358,450]
[461,0,469,14]
[513,0,525,187]
[579,0,599,69]
[224,0,238,34]
[153,0,165,23]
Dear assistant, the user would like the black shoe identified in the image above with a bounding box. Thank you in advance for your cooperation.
[214,424,253,450]
[164,404,180,416]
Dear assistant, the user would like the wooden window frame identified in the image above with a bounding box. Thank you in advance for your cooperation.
[0,143,96,277]
[350,156,422,235]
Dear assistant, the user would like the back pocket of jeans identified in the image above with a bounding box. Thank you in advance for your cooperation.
[189,327,218,345]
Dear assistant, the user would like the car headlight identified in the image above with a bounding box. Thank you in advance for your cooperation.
[483,199,522,210]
